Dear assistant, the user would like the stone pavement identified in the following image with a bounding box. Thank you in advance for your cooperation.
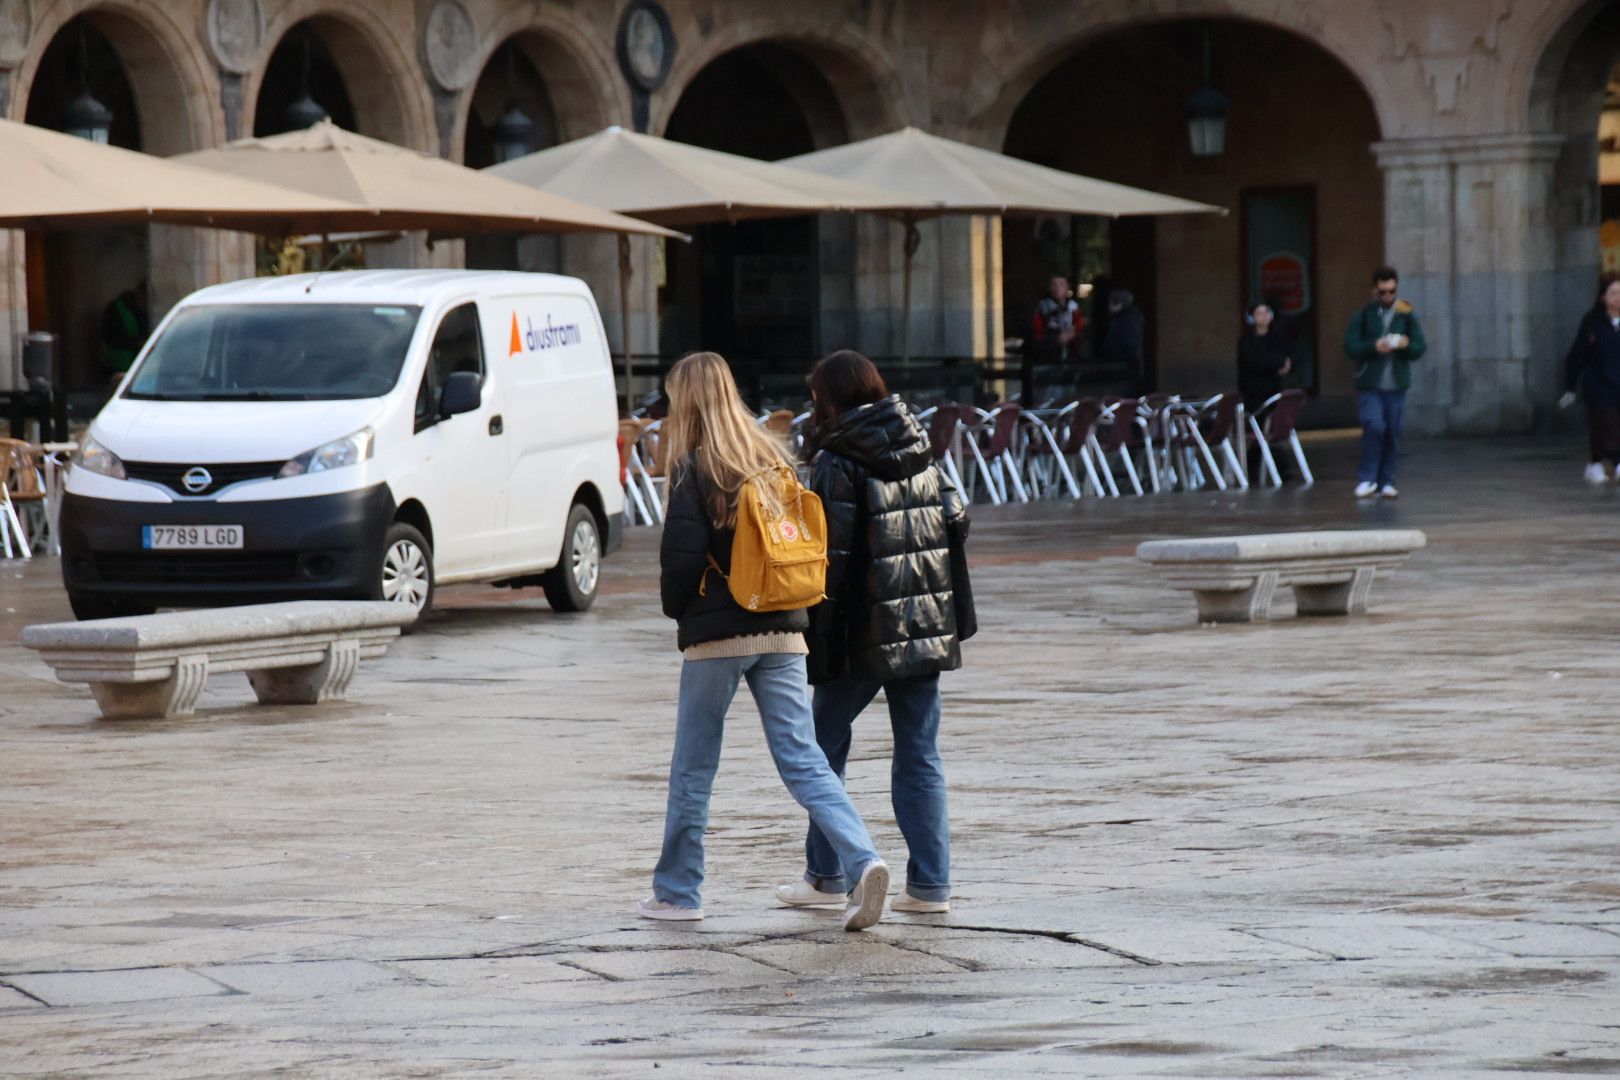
[1,435,1618,1077]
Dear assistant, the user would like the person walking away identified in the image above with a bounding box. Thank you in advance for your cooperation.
[1098,288,1146,391]
[99,279,149,380]
[774,350,972,916]
[1559,275,1620,484]
[1237,302,1294,482]
[1344,266,1426,499]
[1031,276,1082,362]
[641,351,889,931]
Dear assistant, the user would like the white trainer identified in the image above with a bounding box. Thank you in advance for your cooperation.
[1379,484,1400,499]
[636,897,703,921]
[1585,462,1608,485]
[774,880,847,908]
[844,861,889,931]
[890,891,950,914]
[1354,481,1378,498]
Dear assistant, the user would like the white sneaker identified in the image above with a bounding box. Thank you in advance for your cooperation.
[774,880,847,908]
[1585,463,1608,485]
[1379,484,1399,499]
[636,897,703,921]
[1611,463,1620,484]
[1354,481,1378,498]
[890,891,950,914]
[844,861,889,931]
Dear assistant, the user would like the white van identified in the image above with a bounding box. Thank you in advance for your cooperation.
[59,270,625,623]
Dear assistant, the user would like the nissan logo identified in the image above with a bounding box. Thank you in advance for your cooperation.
[181,467,213,494]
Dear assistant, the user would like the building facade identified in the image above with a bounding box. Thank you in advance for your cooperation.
[1,0,1617,434]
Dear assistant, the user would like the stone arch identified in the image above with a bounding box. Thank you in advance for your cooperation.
[244,2,431,150]
[651,23,907,141]
[451,5,624,163]
[976,5,1392,151]
[13,0,219,152]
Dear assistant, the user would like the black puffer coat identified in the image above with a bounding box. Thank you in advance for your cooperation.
[660,461,809,651]
[806,396,969,685]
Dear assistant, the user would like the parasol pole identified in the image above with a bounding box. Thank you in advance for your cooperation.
[900,212,921,366]
[618,232,633,416]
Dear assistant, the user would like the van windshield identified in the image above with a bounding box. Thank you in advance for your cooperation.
[123,303,423,401]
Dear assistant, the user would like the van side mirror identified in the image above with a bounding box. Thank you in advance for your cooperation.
[440,371,481,418]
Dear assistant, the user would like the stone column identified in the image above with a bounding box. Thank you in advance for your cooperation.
[1373,135,1564,436]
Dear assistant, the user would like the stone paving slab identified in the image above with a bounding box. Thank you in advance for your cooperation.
[2,437,1619,1075]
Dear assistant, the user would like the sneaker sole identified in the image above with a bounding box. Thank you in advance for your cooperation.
[844,863,889,931]
[637,903,703,921]
[891,898,950,914]
[775,892,846,908]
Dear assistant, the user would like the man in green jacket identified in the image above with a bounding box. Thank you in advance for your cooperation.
[1343,266,1426,499]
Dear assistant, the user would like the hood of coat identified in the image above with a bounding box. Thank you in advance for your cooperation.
[815,395,932,481]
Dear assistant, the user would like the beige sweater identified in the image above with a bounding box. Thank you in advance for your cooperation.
[682,632,809,661]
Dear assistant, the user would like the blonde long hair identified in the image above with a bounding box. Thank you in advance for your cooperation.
[661,352,794,529]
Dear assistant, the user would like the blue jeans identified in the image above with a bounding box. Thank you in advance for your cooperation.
[1357,390,1406,487]
[653,653,881,910]
[804,675,950,903]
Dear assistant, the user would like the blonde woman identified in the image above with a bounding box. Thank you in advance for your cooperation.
[638,352,890,931]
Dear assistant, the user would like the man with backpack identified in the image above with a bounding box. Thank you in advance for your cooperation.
[775,350,974,916]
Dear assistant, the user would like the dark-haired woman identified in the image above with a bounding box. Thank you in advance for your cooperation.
[1561,275,1620,484]
[1237,302,1294,481]
[774,349,971,916]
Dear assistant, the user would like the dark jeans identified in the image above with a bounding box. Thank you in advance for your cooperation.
[1357,390,1407,487]
[1588,404,1620,463]
[804,674,950,902]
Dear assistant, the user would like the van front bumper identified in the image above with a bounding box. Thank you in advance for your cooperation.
[59,485,395,607]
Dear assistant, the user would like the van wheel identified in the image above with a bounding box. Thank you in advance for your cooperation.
[542,504,600,612]
[69,595,156,621]
[375,522,434,629]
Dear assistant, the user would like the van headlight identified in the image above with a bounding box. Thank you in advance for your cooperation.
[77,435,126,480]
[278,427,374,479]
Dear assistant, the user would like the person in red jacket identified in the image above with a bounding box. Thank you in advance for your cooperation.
[1030,276,1083,362]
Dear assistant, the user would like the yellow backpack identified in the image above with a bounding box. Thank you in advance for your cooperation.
[706,464,828,612]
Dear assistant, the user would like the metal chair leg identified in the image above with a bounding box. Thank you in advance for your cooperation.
[1290,432,1314,487]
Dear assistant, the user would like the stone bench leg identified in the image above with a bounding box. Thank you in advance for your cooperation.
[1192,571,1279,623]
[1293,567,1377,616]
[247,638,361,706]
[88,654,210,720]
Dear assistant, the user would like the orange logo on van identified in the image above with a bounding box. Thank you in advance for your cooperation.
[508,313,522,357]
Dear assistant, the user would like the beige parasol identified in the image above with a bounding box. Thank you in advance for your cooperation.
[0,117,361,233]
[489,125,912,410]
[784,127,1225,361]
[172,119,679,239]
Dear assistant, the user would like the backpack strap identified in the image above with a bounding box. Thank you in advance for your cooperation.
[698,552,727,597]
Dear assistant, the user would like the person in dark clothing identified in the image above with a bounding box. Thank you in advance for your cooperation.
[99,279,149,376]
[774,349,972,916]
[1098,288,1145,387]
[1560,275,1620,484]
[1030,275,1082,362]
[1237,302,1294,482]
[1344,266,1427,499]
[643,351,889,931]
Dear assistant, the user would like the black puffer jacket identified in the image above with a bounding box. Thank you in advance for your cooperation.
[806,396,968,685]
[660,460,809,651]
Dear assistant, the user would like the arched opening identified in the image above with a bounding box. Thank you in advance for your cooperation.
[20,10,197,402]
[461,37,564,273]
[1002,19,1382,421]
[662,43,853,395]
[252,16,412,144]
[1532,2,1620,354]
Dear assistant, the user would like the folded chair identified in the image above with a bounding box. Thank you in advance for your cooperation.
[0,438,42,559]
[1018,408,1082,500]
[1249,389,1314,487]
[1053,399,1111,497]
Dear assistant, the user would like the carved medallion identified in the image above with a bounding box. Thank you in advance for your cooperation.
[617,0,674,93]
[0,0,30,70]
[423,0,477,92]
[205,0,263,75]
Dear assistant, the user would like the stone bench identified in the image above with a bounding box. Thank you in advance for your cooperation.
[21,601,416,719]
[1136,529,1426,624]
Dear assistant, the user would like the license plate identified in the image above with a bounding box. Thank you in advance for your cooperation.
[142,525,244,550]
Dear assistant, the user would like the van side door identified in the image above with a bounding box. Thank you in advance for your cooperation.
[408,301,504,577]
